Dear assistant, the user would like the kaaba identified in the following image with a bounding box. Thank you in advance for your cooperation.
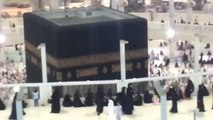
[24,7,148,83]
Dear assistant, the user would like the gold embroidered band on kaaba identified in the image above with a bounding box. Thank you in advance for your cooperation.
[25,41,148,69]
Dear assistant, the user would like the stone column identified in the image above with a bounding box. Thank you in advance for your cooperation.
[38,43,52,106]
[31,0,46,11]
[169,0,175,28]
[0,1,6,64]
[168,0,175,59]
[191,34,203,96]
[117,40,128,92]
[154,81,167,120]
[16,87,25,120]
[186,0,193,23]
[111,0,117,9]
[50,0,60,10]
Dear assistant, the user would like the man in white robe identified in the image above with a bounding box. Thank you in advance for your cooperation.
[115,101,122,120]
[117,0,128,11]
[107,98,116,120]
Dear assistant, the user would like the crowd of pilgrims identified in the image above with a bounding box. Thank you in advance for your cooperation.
[0,61,26,109]
[148,39,212,113]
[149,40,213,81]
[2,79,210,120]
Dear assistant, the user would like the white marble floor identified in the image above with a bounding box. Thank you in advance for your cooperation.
[0,96,212,120]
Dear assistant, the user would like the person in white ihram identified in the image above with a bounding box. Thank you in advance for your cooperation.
[32,88,39,107]
[115,101,122,120]
[107,96,116,120]
[117,0,128,12]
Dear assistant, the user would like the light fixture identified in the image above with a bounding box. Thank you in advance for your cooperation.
[0,34,6,44]
[13,86,20,92]
[166,28,175,38]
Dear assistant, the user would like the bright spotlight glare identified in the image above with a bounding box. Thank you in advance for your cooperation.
[13,86,20,92]
[166,29,175,38]
[0,34,6,44]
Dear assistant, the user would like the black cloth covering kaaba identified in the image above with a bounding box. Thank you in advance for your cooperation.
[51,88,61,113]
[0,98,5,110]
[62,94,73,107]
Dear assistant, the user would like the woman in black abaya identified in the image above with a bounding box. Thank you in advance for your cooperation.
[62,94,73,107]
[134,91,143,106]
[0,98,5,110]
[95,86,104,116]
[197,84,209,112]
[84,88,94,106]
[170,87,178,113]
[73,90,84,107]
[185,79,194,99]
[116,87,125,113]
[144,90,153,103]
[126,83,134,114]
[51,88,61,113]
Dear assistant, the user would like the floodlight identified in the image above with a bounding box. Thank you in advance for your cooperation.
[166,28,175,38]
[0,34,6,44]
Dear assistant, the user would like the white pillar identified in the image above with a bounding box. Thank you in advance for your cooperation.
[0,3,6,64]
[37,43,52,106]
[31,0,45,11]
[168,0,175,59]
[16,87,24,120]
[38,43,48,83]
[154,81,167,120]
[168,37,175,59]
[50,0,60,10]
[186,0,193,23]
[111,0,117,10]
[160,95,167,120]
[16,101,23,120]
[193,36,200,72]
[169,0,175,29]
[166,28,175,59]
[117,40,128,92]
[192,34,202,96]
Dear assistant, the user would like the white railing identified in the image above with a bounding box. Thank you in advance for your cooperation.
[0,71,212,88]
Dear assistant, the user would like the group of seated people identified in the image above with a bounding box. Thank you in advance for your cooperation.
[167,79,194,100]
[62,89,144,108]
[63,89,94,107]
[160,17,213,26]
[143,78,195,104]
